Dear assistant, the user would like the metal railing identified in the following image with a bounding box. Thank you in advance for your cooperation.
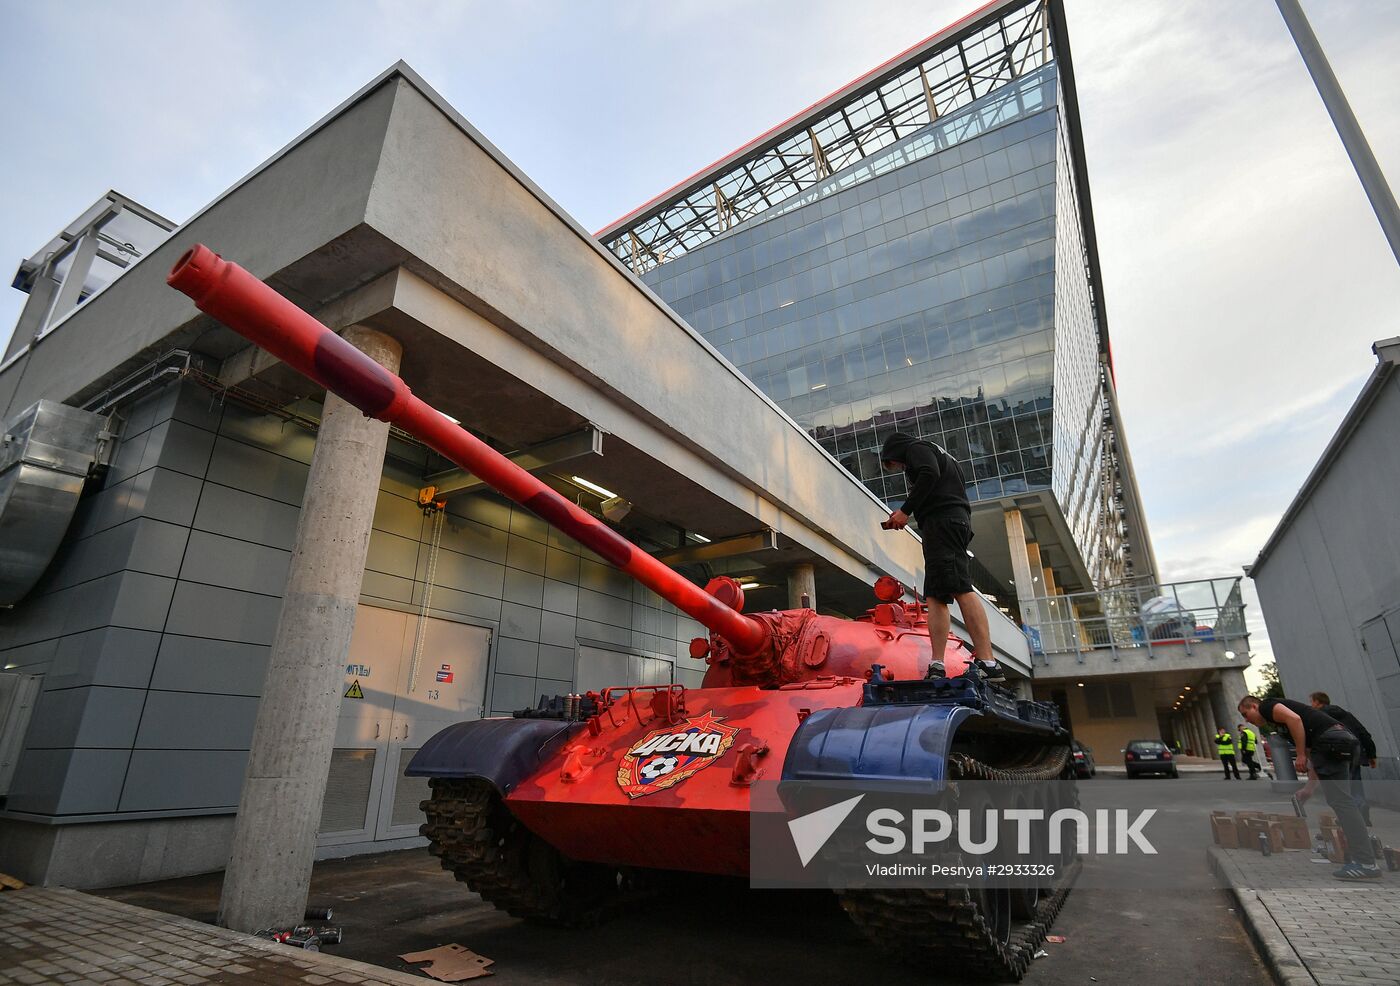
[1021,577,1247,664]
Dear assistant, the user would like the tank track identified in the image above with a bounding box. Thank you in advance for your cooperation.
[420,777,628,927]
[836,744,1077,982]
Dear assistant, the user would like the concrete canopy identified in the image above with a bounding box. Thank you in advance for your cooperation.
[0,63,1030,672]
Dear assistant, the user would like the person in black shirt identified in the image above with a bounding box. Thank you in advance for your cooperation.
[1240,695,1379,879]
[1311,691,1378,824]
[879,432,994,674]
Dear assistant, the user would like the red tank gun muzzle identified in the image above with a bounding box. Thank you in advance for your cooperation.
[168,244,770,656]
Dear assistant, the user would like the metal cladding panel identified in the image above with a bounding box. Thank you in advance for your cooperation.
[134,692,259,750]
[0,400,107,604]
[404,717,577,792]
[8,748,131,814]
[118,750,249,811]
[780,702,977,792]
[148,635,269,696]
[178,531,290,597]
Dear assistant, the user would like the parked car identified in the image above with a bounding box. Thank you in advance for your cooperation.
[1124,739,1178,778]
[1071,740,1097,778]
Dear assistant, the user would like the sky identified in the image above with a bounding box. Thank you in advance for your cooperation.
[3,0,1399,687]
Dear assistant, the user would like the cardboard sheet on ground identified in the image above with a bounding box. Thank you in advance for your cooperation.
[400,943,494,981]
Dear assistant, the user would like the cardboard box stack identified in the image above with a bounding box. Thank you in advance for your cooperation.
[1208,810,1310,851]
[1210,811,1239,849]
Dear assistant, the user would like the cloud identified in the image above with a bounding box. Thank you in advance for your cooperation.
[1170,373,1366,456]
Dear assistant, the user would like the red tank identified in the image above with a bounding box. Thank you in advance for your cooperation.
[168,245,1074,981]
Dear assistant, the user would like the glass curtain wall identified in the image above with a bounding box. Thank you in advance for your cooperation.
[646,65,1063,508]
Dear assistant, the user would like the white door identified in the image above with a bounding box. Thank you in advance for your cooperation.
[318,605,490,848]
[319,606,408,846]
[376,616,491,841]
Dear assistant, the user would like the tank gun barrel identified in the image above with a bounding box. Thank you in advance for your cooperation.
[167,244,770,655]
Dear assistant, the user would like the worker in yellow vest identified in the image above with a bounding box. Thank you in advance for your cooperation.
[1238,722,1260,780]
[1216,727,1241,780]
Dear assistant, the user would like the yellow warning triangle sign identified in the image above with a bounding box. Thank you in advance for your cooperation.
[344,680,364,699]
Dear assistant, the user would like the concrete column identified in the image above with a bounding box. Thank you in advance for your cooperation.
[1208,681,1231,734]
[787,563,816,610]
[1192,702,1215,760]
[1003,509,1038,628]
[219,326,402,933]
[1216,667,1251,728]
[1181,705,1196,756]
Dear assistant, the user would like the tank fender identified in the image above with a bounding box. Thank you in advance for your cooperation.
[780,703,977,795]
[404,717,579,794]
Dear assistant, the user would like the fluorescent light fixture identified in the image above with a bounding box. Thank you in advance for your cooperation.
[779,300,795,308]
[440,411,460,424]
[738,581,760,590]
[905,357,913,366]
[570,476,617,499]
[810,383,826,390]
[689,533,712,543]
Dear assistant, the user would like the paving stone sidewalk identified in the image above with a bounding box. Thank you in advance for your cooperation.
[1209,807,1400,986]
[0,887,430,986]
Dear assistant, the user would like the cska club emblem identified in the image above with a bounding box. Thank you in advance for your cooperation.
[616,711,739,799]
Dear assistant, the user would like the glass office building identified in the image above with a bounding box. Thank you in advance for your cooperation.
[600,0,1155,602]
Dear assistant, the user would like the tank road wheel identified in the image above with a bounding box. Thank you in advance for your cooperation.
[836,745,1076,982]
[420,777,624,927]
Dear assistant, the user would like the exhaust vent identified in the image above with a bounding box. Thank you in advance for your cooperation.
[0,400,111,604]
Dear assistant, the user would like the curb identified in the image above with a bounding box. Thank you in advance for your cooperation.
[1207,847,1317,986]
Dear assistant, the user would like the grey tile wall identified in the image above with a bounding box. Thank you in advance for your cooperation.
[1,378,708,819]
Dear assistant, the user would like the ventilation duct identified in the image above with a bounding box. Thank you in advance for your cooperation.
[0,400,112,605]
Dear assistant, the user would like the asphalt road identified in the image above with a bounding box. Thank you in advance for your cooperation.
[102,774,1281,985]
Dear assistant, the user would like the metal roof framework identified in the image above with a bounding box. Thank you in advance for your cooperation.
[599,0,1052,275]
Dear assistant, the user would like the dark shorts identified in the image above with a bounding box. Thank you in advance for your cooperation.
[919,513,974,604]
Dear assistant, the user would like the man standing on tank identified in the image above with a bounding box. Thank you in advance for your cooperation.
[1239,694,1381,880]
[879,432,997,676]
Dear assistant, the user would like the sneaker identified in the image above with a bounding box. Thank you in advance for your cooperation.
[1333,863,1383,881]
[974,659,1006,682]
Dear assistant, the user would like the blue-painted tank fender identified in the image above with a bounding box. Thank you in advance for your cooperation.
[405,717,579,794]
[780,702,978,796]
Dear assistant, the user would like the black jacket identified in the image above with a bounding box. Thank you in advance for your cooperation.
[1321,704,1378,761]
[880,432,969,521]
